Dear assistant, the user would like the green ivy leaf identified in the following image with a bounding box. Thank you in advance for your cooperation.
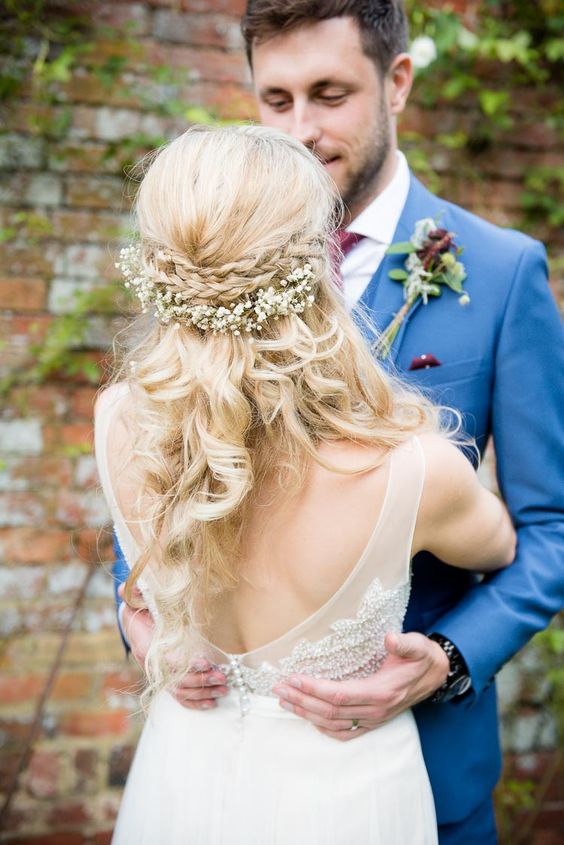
[386,241,417,255]
[479,90,510,117]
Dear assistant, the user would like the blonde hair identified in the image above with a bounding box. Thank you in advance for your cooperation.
[111,125,445,701]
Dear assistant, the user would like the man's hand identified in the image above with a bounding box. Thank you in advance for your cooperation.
[118,584,228,710]
[272,632,450,741]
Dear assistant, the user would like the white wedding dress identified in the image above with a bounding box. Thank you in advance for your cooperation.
[95,385,437,844]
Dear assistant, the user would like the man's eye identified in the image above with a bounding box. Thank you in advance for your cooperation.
[265,98,291,110]
[319,93,347,104]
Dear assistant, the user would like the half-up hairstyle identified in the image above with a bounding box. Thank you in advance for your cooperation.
[109,124,443,702]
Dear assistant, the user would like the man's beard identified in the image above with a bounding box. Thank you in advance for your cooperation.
[342,105,391,214]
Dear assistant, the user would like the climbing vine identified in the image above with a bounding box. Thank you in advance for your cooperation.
[404,0,563,235]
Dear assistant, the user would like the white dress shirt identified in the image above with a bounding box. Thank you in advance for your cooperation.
[341,150,410,310]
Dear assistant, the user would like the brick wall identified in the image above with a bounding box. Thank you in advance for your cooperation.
[0,1,562,842]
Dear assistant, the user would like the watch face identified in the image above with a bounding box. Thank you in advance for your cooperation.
[451,675,472,697]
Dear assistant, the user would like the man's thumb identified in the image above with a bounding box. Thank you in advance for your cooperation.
[385,632,423,659]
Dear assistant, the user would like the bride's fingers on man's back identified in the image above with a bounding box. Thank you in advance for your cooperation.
[117,582,145,602]
[174,685,228,702]
[177,669,227,690]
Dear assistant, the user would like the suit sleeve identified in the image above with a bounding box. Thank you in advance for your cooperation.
[432,240,564,699]
[112,530,131,653]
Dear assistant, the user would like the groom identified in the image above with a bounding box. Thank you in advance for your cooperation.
[113,2,564,842]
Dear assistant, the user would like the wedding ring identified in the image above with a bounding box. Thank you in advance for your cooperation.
[350,719,360,731]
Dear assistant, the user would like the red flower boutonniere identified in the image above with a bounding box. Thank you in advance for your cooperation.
[375,217,469,359]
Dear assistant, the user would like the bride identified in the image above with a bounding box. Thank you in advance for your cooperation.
[95,124,515,844]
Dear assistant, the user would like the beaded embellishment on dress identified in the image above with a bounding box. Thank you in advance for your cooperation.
[220,577,410,706]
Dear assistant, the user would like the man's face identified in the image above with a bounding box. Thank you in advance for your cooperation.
[252,17,395,218]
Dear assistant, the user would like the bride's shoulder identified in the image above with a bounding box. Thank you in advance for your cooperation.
[94,381,131,419]
[417,431,478,512]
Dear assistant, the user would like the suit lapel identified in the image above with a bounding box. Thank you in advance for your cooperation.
[355,174,447,365]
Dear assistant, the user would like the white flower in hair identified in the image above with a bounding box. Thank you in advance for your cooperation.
[116,244,316,336]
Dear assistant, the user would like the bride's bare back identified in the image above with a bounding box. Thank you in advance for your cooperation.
[96,382,514,660]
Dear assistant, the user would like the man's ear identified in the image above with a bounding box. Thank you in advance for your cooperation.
[387,53,413,116]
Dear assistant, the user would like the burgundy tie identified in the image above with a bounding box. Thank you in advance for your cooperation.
[337,229,365,256]
[332,229,365,289]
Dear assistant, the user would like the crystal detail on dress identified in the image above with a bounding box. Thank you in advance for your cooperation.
[222,576,410,700]
[228,655,251,716]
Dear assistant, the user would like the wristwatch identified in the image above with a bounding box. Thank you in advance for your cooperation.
[427,633,472,703]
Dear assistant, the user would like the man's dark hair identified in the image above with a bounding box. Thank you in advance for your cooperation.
[241,1,409,76]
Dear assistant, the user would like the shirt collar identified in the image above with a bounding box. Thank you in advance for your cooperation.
[347,151,410,245]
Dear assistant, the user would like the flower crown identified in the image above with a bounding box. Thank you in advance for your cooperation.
[116,244,316,336]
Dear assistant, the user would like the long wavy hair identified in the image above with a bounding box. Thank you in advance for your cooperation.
[110,124,445,700]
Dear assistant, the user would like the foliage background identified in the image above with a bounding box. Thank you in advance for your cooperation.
[0,1,562,842]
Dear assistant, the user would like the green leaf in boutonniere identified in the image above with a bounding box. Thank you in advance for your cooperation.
[386,241,418,255]
[374,217,470,359]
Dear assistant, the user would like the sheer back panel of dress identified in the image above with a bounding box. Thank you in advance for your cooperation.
[95,382,425,685]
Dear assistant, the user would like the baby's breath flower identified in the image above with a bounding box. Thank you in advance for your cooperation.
[116,245,316,336]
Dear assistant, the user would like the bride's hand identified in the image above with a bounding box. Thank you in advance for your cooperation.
[272,632,450,741]
[118,584,228,710]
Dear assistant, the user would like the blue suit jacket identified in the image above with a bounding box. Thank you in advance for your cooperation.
[111,174,564,824]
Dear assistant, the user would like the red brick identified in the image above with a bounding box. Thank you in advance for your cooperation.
[73,747,98,788]
[51,209,127,242]
[50,139,131,173]
[441,176,523,211]
[2,385,69,419]
[47,799,90,826]
[75,527,113,563]
[25,750,60,799]
[0,718,34,749]
[0,315,52,374]
[1,314,53,339]
[0,674,45,704]
[149,0,246,12]
[502,120,560,150]
[0,749,21,790]
[529,830,564,845]
[0,277,47,311]
[1,103,68,137]
[102,668,141,696]
[211,83,256,120]
[4,835,84,845]
[153,10,242,49]
[60,709,130,736]
[400,104,475,139]
[63,73,142,110]
[93,832,114,845]
[81,38,149,69]
[71,386,98,419]
[7,456,74,489]
[0,528,72,564]
[43,423,93,452]
[64,175,129,210]
[108,743,135,786]
[51,672,93,701]
[149,43,249,84]
[0,492,46,527]
[0,242,56,277]
[91,2,150,34]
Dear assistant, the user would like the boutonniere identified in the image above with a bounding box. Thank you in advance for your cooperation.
[375,217,469,359]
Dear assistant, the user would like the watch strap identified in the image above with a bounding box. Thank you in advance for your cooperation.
[428,632,471,703]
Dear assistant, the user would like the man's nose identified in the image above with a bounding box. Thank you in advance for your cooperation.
[289,105,322,149]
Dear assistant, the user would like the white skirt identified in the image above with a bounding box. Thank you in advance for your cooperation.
[112,690,437,844]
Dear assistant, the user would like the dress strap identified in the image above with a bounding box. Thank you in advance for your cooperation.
[94,383,158,617]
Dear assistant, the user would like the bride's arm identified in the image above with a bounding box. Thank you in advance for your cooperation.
[412,433,516,571]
